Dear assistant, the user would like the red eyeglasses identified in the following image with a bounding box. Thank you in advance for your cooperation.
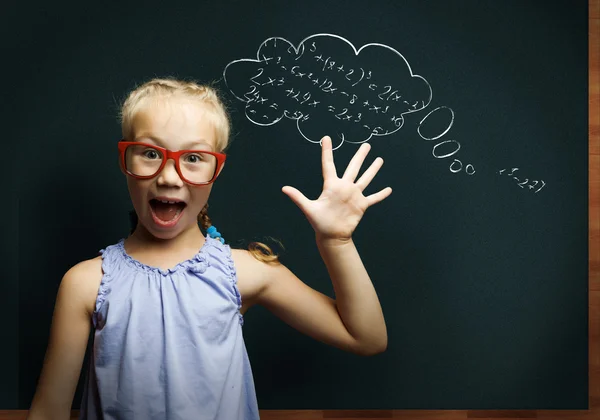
[118,140,227,185]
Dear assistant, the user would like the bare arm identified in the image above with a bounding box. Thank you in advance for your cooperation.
[247,247,386,356]
[316,237,387,354]
[27,260,99,420]
[275,135,390,355]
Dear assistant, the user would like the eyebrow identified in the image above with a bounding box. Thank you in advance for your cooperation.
[136,135,214,151]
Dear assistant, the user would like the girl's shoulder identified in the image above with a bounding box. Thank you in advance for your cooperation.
[62,255,104,318]
[62,245,277,318]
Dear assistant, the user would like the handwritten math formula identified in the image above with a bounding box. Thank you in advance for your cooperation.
[223,33,546,193]
[224,35,432,144]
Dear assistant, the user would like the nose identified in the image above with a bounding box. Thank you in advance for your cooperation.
[156,158,184,186]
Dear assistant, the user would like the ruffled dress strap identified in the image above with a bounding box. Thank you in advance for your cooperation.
[92,240,124,329]
[201,235,244,326]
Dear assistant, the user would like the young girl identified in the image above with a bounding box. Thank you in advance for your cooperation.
[27,77,392,419]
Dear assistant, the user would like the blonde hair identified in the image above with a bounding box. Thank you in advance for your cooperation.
[120,77,282,264]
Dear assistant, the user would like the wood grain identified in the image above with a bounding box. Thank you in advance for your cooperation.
[3,1,598,419]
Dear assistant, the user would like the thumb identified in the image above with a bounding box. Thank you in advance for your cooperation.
[281,186,310,210]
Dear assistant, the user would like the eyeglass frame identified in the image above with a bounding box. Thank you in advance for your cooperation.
[118,140,227,185]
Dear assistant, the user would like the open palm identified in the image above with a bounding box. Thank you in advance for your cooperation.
[282,136,392,243]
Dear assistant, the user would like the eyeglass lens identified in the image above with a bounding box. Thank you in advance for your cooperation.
[125,145,217,183]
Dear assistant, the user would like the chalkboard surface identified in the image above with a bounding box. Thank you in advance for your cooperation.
[7,0,588,410]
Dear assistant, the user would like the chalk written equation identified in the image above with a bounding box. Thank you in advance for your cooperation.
[223,33,432,149]
[498,168,546,193]
[223,33,546,194]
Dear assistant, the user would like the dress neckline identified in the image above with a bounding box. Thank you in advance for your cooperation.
[115,234,215,276]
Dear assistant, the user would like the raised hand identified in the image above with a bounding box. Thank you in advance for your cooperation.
[282,136,392,244]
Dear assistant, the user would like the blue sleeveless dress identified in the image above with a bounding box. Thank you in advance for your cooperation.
[78,234,260,419]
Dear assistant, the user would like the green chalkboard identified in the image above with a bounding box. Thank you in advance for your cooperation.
[5,0,588,410]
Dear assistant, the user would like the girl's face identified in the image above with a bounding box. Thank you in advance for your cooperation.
[125,96,224,241]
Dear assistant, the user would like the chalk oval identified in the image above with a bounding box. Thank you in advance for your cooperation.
[432,139,461,159]
[417,106,454,141]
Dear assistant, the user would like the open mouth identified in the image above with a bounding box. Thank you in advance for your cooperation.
[149,199,187,223]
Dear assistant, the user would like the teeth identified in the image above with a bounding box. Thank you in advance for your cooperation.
[159,200,179,204]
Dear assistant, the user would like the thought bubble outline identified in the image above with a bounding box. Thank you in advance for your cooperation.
[223,33,433,150]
